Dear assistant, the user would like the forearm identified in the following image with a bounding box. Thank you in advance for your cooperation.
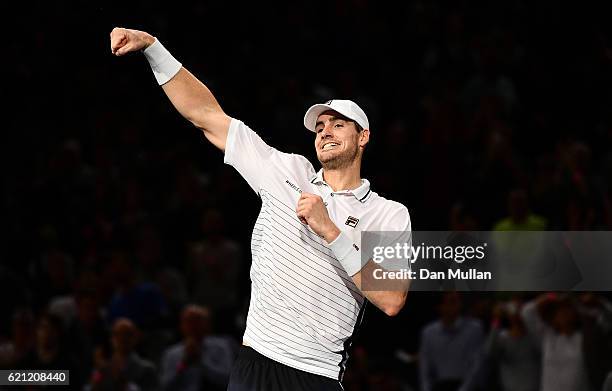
[325,228,408,316]
[301,201,410,316]
[352,263,408,316]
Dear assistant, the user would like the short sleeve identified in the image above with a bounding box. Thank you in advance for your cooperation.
[385,203,411,232]
[377,204,412,271]
[224,118,278,194]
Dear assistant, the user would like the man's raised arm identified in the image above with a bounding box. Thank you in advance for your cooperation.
[110,27,230,151]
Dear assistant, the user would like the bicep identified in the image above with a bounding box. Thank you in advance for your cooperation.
[160,68,231,151]
[199,111,231,151]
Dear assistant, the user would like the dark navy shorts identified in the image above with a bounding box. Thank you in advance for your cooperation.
[227,346,343,391]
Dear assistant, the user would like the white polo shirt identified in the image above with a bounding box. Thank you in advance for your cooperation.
[224,118,411,380]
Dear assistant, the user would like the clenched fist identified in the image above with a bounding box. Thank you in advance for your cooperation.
[296,193,340,243]
[110,27,155,56]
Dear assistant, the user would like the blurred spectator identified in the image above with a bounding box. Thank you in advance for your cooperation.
[604,372,612,391]
[419,292,484,391]
[106,249,169,329]
[160,305,236,391]
[0,309,35,368]
[156,268,189,327]
[29,248,76,308]
[18,312,83,387]
[521,294,592,391]
[133,224,165,282]
[485,298,540,391]
[493,189,547,231]
[449,202,480,231]
[134,223,189,324]
[579,293,612,390]
[88,318,158,391]
[188,209,242,312]
[559,141,605,230]
[66,289,108,382]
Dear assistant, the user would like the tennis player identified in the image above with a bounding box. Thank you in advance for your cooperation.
[110,28,411,391]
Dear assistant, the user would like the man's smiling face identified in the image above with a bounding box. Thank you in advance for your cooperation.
[315,110,368,170]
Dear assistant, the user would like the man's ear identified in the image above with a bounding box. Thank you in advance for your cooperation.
[359,129,370,148]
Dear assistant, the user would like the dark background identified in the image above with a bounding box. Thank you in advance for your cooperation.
[2,0,612,390]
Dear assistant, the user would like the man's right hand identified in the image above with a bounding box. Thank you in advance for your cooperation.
[110,27,155,56]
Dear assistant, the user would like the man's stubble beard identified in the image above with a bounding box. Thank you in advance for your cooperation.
[319,145,360,170]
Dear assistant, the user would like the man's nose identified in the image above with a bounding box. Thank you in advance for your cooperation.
[321,124,334,138]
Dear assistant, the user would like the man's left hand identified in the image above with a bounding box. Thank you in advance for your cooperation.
[296,193,340,243]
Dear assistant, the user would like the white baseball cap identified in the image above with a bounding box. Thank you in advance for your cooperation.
[303,99,369,132]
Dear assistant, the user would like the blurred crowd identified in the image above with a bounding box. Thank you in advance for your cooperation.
[344,291,612,391]
[1,290,611,390]
[4,0,612,390]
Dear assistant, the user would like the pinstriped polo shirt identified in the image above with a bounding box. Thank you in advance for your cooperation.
[224,118,411,380]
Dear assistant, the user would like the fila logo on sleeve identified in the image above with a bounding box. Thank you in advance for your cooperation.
[345,216,359,228]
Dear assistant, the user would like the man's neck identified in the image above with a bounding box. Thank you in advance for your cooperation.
[322,165,362,192]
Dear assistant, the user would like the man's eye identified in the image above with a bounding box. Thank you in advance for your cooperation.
[316,128,323,133]
[335,123,343,128]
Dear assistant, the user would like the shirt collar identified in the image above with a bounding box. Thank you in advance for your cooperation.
[310,169,372,203]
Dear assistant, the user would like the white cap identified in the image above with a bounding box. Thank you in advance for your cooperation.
[303,99,369,132]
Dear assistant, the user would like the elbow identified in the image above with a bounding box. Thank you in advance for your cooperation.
[382,295,406,317]
[383,305,401,317]
[188,114,209,131]
[187,107,227,132]
[183,106,205,128]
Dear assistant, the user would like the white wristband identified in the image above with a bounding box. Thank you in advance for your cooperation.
[143,38,182,85]
[329,231,363,276]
